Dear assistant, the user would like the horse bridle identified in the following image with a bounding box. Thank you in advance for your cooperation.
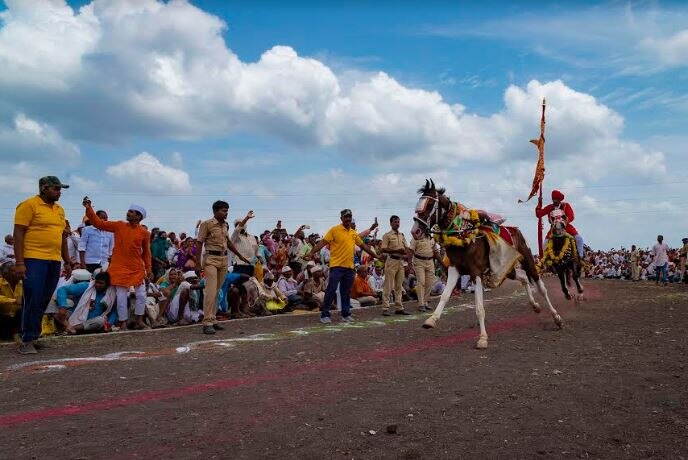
[414,191,446,232]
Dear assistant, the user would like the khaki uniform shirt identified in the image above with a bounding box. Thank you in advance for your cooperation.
[197,218,229,267]
[410,236,434,258]
[381,230,408,258]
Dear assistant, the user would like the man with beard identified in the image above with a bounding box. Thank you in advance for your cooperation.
[14,176,72,354]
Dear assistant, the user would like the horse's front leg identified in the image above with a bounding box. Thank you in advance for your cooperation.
[474,275,488,349]
[423,266,459,329]
[535,278,564,329]
[558,269,571,300]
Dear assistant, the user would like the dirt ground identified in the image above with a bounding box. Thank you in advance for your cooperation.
[0,278,686,459]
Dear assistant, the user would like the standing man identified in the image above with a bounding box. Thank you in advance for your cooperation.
[651,235,670,286]
[231,210,258,276]
[82,197,151,330]
[380,215,411,316]
[310,209,378,324]
[410,231,439,312]
[629,245,640,281]
[150,231,171,280]
[78,210,114,273]
[197,200,250,335]
[14,176,72,354]
[679,237,688,283]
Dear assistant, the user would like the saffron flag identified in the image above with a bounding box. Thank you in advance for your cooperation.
[519,99,546,203]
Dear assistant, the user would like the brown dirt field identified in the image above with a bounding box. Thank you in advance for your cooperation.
[0,279,686,459]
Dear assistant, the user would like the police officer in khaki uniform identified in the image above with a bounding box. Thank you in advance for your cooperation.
[410,232,438,312]
[381,215,410,316]
[197,200,250,335]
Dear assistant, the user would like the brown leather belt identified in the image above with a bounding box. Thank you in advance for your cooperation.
[414,255,434,261]
[388,255,404,260]
[206,250,227,256]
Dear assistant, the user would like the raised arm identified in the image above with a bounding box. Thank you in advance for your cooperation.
[84,203,117,232]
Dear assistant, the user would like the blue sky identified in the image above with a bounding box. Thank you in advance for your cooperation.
[1,0,687,249]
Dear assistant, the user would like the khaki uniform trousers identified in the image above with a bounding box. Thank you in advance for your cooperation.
[631,263,640,281]
[202,255,228,326]
[382,258,404,311]
[414,257,435,307]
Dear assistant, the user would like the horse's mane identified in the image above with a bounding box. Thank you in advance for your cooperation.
[417,179,446,195]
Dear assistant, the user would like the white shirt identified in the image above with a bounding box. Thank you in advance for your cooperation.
[78,226,114,265]
[651,242,669,266]
[0,242,14,264]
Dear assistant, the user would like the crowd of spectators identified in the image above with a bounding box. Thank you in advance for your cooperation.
[582,237,688,284]
[1,177,686,352]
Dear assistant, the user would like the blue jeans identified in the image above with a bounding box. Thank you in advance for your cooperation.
[21,258,61,343]
[655,263,668,283]
[321,267,355,319]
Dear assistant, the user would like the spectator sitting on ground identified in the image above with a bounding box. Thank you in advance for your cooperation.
[351,265,379,307]
[53,268,93,334]
[301,265,326,310]
[0,235,15,265]
[256,271,287,315]
[368,262,385,297]
[277,266,302,310]
[217,271,252,319]
[166,271,203,325]
[67,271,116,334]
[0,261,22,336]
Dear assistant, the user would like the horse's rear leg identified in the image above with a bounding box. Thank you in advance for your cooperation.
[535,279,563,329]
[423,266,459,329]
[514,267,540,313]
[474,275,488,349]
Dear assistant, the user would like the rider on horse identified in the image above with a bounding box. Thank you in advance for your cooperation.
[536,190,584,258]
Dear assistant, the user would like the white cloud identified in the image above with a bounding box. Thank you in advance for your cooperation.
[106,152,191,193]
[0,113,80,162]
[641,29,688,67]
[419,3,688,74]
[0,0,668,179]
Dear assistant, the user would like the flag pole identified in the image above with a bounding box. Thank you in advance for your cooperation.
[537,98,546,258]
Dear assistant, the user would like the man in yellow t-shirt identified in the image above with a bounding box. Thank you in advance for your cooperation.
[13,176,72,354]
[310,209,378,324]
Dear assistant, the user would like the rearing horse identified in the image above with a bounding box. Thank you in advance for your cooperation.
[411,179,563,349]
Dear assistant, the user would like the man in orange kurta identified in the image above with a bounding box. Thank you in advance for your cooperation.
[83,198,151,330]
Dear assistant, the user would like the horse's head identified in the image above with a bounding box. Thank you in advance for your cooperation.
[550,208,567,238]
[412,179,447,240]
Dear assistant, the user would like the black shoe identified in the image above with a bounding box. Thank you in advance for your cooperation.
[382,310,392,317]
[395,310,411,315]
[203,325,216,335]
[213,323,225,331]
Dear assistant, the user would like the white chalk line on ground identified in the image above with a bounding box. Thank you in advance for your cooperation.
[4,291,522,375]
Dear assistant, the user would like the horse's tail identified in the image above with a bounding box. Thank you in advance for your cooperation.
[511,227,539,283]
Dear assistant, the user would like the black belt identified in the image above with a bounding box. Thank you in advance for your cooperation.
[206,250,227,256]
[389,255,404,260]
[414,255,434,261]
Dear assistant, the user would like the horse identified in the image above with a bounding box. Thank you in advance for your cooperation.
[410,179,563,349]
[543,209,584,302]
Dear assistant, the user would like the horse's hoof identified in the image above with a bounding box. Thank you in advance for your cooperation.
[565,293,572,300]
[422,317,437,329]
[553,315,564,329]
[475,336,488,349]
[531,303,541,314]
